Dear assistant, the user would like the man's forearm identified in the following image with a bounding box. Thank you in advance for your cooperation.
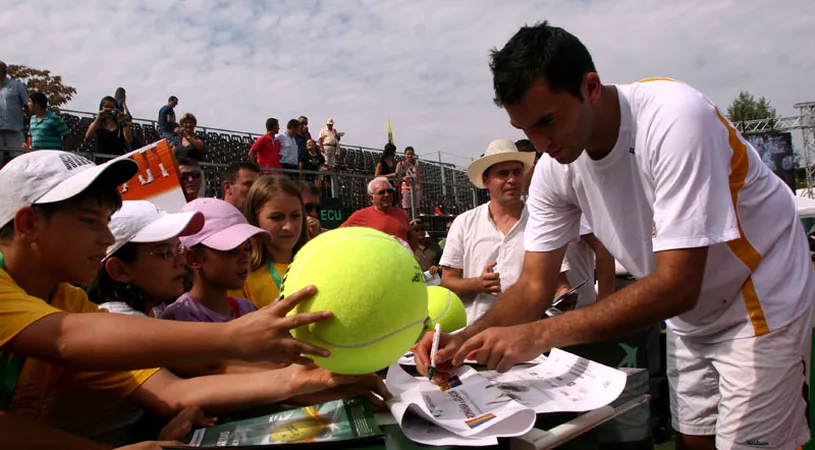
[440,273,483,298]
[11,313,235,371]
[463,280,551,340]
[543,272,695,349]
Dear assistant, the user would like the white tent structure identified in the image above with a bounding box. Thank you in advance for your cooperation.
[796,189,815,219]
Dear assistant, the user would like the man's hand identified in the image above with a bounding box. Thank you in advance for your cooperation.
[429,265,440,275]
[158,406,217,441]
[480,262,501,296]
[306,216,322,240]
[455,322,548,373]
[227,285,333,365]
[412,330,467,383]
[284,365,392,410]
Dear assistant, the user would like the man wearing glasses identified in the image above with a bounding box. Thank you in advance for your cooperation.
[298,181,325,240]
[177,157,203,202]
[341,176,416,250]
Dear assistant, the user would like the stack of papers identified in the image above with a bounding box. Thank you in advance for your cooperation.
[384,348,627,446]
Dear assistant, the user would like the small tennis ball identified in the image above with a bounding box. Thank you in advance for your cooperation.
[425,286,467,334]
[283,227,429,374]
[269,418,325,443]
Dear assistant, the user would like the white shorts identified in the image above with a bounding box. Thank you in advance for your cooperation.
[667,307,813,450]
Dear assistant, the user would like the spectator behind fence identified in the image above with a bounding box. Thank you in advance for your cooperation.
[276,119,300,173]
[299,138,326,184]
[26,92,72,151]
[375,143,398,180]
[298,180,324,239]
[248,117,281,170]
[319,118,341,169]
[173,113,205,161]
[396,146,421,211]
[85,96,133,155]
[157,95,178,142]
[230,175,308,308]
[177,157,203,202]
[222,161,260,211]
[298,115,312,140]
[411,218,441,274]
[0,60,28,163]
[162,198,265,323]
[438,220,453,250]
[341,176,416,249]
[113,87,132,118]
[294,117,309,163]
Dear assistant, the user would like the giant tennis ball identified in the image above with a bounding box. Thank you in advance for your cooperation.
[425,286,467,334]
[282,227,429,374]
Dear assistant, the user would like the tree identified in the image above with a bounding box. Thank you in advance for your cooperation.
[726,90,778,123]
[7,64,77,109]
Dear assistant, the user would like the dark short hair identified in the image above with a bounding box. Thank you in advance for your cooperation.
[297,180,321,198]
[514,139,536,153]
[30,92,48,109]
[265,118,279,132]
[176,157,199,168]
[223,161,260,184]
[168,95,178,102]
[490,21,596,106]
[287,119,300,130]
[384,143,396,154]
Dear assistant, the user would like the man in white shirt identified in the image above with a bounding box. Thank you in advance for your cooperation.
[440,139,571,324]
[276,119,301,173]
[415,22,815,450]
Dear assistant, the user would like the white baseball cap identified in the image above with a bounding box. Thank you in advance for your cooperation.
[105,200,206,260]
[0,150,139,228]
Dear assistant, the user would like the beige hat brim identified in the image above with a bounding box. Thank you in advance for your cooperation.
[467,152,536,189]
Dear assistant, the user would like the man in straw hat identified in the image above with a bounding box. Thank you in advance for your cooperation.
[416,21,815,450]
[438,139,571,325]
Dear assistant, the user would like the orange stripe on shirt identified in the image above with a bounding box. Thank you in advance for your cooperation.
[715,110,769,336]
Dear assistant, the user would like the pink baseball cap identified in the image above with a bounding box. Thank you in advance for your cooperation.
[180,198,268,251]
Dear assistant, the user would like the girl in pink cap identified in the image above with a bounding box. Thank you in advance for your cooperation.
[162,198,268,323]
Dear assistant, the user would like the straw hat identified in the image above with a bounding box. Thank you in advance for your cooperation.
[467,139,535,188]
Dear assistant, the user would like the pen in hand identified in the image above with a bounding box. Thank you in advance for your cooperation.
[428,323,442,381]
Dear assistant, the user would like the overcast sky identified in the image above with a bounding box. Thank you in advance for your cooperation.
[1,0,812,166]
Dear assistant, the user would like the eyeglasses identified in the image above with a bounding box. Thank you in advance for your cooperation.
[304,203,321,213]
[300,121,308,126]
[147,243,187,260]
[180,171,202,180]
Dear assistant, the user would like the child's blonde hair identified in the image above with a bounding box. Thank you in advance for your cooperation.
[243,175,307,271]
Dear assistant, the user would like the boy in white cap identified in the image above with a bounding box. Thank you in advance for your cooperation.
[439,139,572,324]
[0,152,389,441]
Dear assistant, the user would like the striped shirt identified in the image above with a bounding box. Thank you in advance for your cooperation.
[29,111,70,150]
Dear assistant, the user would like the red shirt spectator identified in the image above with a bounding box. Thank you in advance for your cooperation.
[341,177,414,245]
[248,118,281,169]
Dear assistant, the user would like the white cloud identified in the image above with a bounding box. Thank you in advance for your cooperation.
[1,0,812,165]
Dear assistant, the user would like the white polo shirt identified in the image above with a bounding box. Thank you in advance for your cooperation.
[526,78,815,343]
[564,217,597,308]
[440,202,569,324]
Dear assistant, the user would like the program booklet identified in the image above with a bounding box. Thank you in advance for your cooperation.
[163,397,383,448]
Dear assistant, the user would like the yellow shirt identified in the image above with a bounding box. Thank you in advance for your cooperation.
[0,268,159,419]
[228,263,288,309]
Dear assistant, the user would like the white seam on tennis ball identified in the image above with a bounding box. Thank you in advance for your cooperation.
[301,316,426,349]
[431,290,452,322]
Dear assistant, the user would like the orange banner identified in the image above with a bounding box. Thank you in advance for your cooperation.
[112,140,188,213]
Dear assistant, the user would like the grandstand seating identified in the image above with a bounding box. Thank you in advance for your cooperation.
[53,110,482,222]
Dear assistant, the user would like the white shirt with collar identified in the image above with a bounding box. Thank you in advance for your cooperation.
[440,202,570,324]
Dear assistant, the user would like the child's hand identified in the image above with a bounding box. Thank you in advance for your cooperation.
[284,365,392,410]
[227,285,333,365]
[158,406,217,441]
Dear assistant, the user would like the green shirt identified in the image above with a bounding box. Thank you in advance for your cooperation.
[29,111,70,150]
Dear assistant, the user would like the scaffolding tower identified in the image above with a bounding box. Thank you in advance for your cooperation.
[734,101,815,195]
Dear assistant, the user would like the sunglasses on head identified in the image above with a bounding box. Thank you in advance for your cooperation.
[180,171,202,180]
[304,203,321,213]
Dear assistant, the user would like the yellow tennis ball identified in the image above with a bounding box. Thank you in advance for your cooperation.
[283,227,429,374]
[270,418,325,443]
[425,286,467,334]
